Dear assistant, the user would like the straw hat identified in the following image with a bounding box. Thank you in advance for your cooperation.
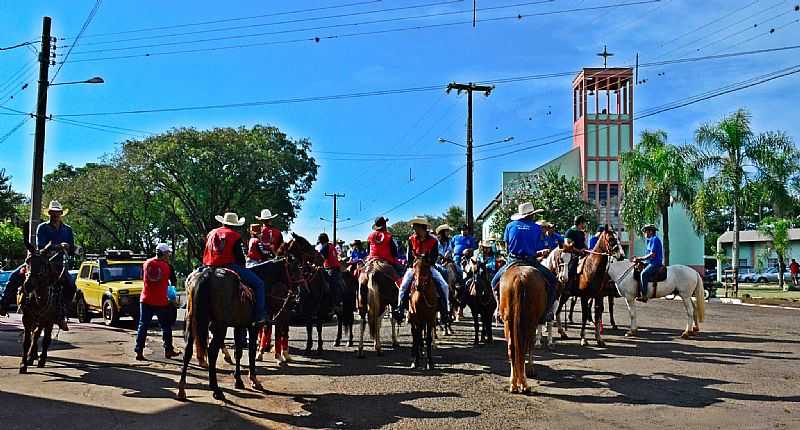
[435,224,452,235]
[215,212,245,227]
[47,200,69,216]
[255,209,278,221]
[510,202,543,221]
[408,216,431,227]
[641,224,658,233]
[536,219,554,228]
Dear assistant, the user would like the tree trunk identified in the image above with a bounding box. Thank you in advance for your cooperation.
[661,205,670,266]
[732,190,740,293]
[778,256,786,291]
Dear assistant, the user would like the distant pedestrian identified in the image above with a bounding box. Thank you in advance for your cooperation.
[790,258,799,287]
[135,243,181,361]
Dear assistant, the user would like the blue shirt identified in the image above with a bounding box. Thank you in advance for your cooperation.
[450,234,477,257]
[503,219,545,258]
[588,234,600,250]
[349,249,367,262]
[542,232,563,250]
[645,235,663,266]
[36,221,74,252]
[438,239,453,259]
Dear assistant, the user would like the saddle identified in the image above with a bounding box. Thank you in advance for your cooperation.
[633,264,668,298]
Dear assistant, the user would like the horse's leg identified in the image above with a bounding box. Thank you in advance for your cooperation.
[195,336,208,368]
[555,298,568,339]
[247,326,263,390]
[579,297,589,346]
[335,314,343,347]
[29,327,41,364]
[176,331,194,401]
[594,298,605,347]
[568,296,577,323]
[281,330,291,362]
[534,324,542,349]
[221,342,234,366]
[357,314,367,358]
[390,311,399,349]
[233,328,244,390]
[625,294,638,337]
[680,293,695,339]
[316,320,323,354]
[20,327,32,373]
[347,319,354,347]
[472,307,480,346]
[410,324,420,369]
[608,295,618,330]
[208,326,225,401]
[545,321,554,351]
[37,325,53,368]
[426,322,434,370]
[305,322,313,352]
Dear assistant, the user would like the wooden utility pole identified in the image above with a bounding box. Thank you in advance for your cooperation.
[28,16,53,242]
[324,192,345,244]
[446,82,493,235]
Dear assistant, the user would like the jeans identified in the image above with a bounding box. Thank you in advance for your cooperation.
[134,302,175,353]
[490,256,558,320]
[225,264,267,322]
[398,267,449,309]
[640,263,660,297]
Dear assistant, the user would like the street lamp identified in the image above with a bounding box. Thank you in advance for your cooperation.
[49,76,104,86]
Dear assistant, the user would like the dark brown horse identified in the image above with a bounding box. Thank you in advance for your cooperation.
[409,258,438,370]
[498,263,549,394]
[337,261,359,347]
[16,241,62,373]
[464,257,496,346]
[250,258,294,364]
[357,259,400,357]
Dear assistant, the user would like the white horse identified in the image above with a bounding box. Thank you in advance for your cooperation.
[607,261,705,338]
[534,249,572,349]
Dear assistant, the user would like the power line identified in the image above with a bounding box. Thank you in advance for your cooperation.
[51,0,103,81]
[655,0,761,51]
[0,118,30,144]
[0,40,38,52]
[691,4,798,54]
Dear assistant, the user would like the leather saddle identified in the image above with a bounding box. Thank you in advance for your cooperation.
[633,264,668,298]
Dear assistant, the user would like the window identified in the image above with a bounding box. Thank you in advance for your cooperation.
[768,258,778,268]
[101,263,144,282]
[599,184,608,208]
[587,184,597,202]
[79,265,91,279]
[738,259,749,268]
[90,267,100,281]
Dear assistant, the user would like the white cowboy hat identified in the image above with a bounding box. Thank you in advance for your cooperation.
[510,202,543,221]
[47,200,69,216]
[435,224,452,234]
[408,216,431,227]
[215,212,245,227]
[156,243,172,253]
[536,219,554,228]
[641,224,658,233]
[255,209,278,221]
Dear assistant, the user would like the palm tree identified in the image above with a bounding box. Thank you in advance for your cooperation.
[749,132,799,218]
[690,109,793,291]
[620,130,701,265]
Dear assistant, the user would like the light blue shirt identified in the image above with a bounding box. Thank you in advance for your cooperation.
[504,219,545,258]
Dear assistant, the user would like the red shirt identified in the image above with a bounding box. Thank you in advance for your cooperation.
[322,243,341,269]
[368,230,398,265]
[141,257,171,307]
[247,238,265,261]
[203,226,242,266]
[791,262,799,274]
[260,226,283,253]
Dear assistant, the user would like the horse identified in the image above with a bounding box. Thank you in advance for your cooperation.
[562,230,624,347]
[498,263,549,394]
[538,247,572,349]
[250,258,294,364]
[463,257,496,346]
[409,258,438,370]
[357,259,400,358]
[437,257,461,335]
[566,286,619,330]
[282,233,331,355]
[16,241,63,374]
[177,267,261,402]
[607,261,705,338]
[337,261,359,347]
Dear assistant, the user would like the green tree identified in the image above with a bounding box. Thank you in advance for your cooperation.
[758,217,792,291]
[0,169,25,221]
[442,206,466,231]
[690,109,793,291]
[619,130,701,265]
[0,221,24,268]
[489,167,594,239]
[120,125,317,263]
[748,134,799,219]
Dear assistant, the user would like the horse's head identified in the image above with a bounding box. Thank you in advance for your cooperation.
[600,228,625,261]
[286,232,324,267]
[22,240,60,293]
[413,256,432,288]
[550,248,572,284]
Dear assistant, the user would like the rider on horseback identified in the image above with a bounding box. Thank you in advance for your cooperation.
[539,220,563,251]
[451,225,477,278]
[564,215,589,292]
[202,212,267,327]
[395,217,450,323]
[317,233,344,314]
[257,209,284,258]
[435,224,455,279]
[588,224,606,250]
[633,224,663,303]
[366,216,404,277]
[490,203,559,320]
[349,240,368,264]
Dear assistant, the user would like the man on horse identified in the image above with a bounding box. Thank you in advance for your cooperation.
[490,203,558,320]
[539,220,563,251]
[435,224,455,277]
[318,232,345,314]
[366,216,404,278]
[451,224,477,277]
[588,224,605,250]
[135,243,181,361]
[246,224,266,266]
[564,215,589,291]
[203,212,268,326]
[632,224,663,303]
[395,217,450,323]
[348,240,367,263]
[257,209,284,258]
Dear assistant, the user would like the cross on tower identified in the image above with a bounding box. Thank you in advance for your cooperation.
[597,45,614,68]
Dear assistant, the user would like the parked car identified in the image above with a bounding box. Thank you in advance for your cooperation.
[737,267,756,283]
[74,250,146,326]
[751,266,790,283]
[0,270,12,302]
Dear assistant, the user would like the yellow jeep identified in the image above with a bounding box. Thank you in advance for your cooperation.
[74,250,147,326]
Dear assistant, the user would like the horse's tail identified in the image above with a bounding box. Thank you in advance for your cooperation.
[694,273,705,323]
[189,274,211,358]
[508,272,527,374]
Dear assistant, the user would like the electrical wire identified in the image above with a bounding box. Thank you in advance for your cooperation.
[0,41,38,52]
[51,0,103,81]
[0,118,30,144]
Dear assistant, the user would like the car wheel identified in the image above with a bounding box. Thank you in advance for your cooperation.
[757,277,767,283]
[102,299,119,326]
[704,288,710,300]
[75,295,91,323]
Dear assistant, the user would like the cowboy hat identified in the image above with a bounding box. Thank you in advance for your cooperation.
[536,219,554,228]
[350,239,362,246]
[641,224,658,233]
[215,212,245,227]
[480,240,493,247]
[510,202,543,221]
[255,209,278,221]
[46,200,69,216]
[435,224,452,234]
[408,216,430,227]
[373,216,388,230]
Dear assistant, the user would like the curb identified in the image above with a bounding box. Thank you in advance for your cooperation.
[709,297,800,310]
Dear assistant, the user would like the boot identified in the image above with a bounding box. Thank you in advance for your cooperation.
[393,300,407,323]
[438,296,450,324]
[165,349,182,359]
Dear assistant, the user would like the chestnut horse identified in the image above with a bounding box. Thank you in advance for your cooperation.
[357,259,400,358]
[464,257,496,346]
[498,263,549,394]
[409,258,438,370]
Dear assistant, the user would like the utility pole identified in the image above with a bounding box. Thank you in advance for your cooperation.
[28,16,53,243]
[324,192,346,244]
[446,82,493,235]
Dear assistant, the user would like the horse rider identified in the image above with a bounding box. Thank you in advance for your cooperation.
[246,224,267,266]
[317,233,344,314]
[135,243,182,361]
[203,212,267,326]
[434,224,455,277]
[539,220,563,251]
[395,217,450,323]
[632,224,663,303]
[348,239,368,264]
[450,224,477,277]
[588,224,606,250]
[366,216,404,281]
[490,202,558,320]
[256,209,284,258]
[564,215,589,291]
[477,240,498,274]
[1,201,75,330]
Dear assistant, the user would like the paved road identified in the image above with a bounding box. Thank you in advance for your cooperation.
[1,300,799,429]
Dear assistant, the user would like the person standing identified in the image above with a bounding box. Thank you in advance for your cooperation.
[450,225,477,277]
[632,224,663,303]
[135,243,181,361]
[790,258,799,288]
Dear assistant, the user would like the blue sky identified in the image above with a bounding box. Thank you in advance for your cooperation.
[2,0,799,241]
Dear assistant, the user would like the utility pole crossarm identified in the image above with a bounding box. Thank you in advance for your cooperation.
[324,193,346,244]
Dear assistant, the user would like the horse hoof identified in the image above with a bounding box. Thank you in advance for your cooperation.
[256,353,264,362]
[692,327,700,334]
[212,391,226,402]
[250,380,264,392]
[580,338,588,346]
[282,353,292,363]
[176,388,186,401]
[522,386,532,395]
[334,341,341,347]
[680,332,690,339]
[510,386,519,394]
[37,360,45,368]
[426,362,435,371]
[596,340,606,348]
[347,341,354,347]
[19,366,27,374]
[235,380,245,390]
[625,330,636,337]
[410,361,420,370]
[611,325,619,331]
[559,333,569,340]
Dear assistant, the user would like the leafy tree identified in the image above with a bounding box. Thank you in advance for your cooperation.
[748,135,799,219]
[120,125,317,263]
[489,166,594,239]
[0,169,25,221]
[0,221,24,268]
[758,217,792,290]
[619,130,701,265]
[690,109,793,291]
[442,206,466,231]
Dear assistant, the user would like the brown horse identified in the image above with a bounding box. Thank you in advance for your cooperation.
[250,258,294,364]
[357,259,400,357]
[16,241,62,373]
[498,263,549,394]
[337,261,360,347]
[177,268,261,401]
[409,258,438,370]
[464,257,496,346]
